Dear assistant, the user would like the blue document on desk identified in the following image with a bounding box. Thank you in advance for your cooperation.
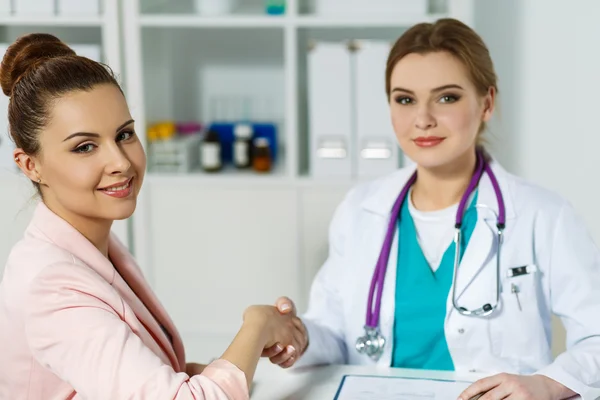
[334,375,472,400]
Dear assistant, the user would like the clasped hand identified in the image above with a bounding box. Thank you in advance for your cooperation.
[246,296,307,368]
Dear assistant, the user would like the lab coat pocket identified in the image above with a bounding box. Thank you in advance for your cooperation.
[503,265,539,312]
[489,266,551,373]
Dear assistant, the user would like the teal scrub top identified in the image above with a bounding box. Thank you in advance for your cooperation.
[391,191,478,371]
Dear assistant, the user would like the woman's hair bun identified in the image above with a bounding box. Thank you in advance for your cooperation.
[0,33,76,96]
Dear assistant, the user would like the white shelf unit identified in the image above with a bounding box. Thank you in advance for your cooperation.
[0,16,103,26]
[0,0,127,274]
[139,15,287,28]
[124,0,474,181]
[122,0,474,362]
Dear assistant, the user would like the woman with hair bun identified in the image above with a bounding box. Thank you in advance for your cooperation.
[0,33,306,399]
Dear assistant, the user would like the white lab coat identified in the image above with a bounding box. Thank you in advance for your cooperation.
[297,160,600,399]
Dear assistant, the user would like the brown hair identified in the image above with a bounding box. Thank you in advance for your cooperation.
[386,18,497,136]
[0,33,121,190]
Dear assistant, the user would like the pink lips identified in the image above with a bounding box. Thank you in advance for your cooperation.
[413,136,445,148]
[98,178,133,199]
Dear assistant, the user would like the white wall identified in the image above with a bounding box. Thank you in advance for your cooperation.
[518,0,600,244]
[477,0,600,243]
[475,0,600,356]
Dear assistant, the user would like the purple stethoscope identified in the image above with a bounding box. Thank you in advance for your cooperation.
[355,151,506,361]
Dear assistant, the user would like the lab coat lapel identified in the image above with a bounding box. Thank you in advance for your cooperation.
[452,161,515,300]
[452,211,496,300]
[109,236,186,372]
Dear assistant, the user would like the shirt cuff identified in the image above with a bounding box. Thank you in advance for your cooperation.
[202,359,249,400]
[535,362,585,399]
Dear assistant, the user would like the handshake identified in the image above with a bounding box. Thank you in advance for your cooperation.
[243,296,308,369]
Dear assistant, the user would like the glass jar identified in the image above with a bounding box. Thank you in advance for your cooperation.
[252,137,271,173]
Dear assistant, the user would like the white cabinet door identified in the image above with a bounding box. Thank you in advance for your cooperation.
[298,185,351,313]
[146,182,299,362]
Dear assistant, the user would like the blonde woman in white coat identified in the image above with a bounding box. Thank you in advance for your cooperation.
[266,18,600,400]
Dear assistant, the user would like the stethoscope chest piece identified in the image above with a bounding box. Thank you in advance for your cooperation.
[355,326,386,361]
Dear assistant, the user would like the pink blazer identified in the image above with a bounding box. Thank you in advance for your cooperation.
[0,203,248,399]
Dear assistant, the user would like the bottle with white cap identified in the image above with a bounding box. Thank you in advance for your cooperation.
[201,130,222,173]
[233,123,253,169]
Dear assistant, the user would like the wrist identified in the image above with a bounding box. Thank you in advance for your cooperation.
[300,320,309,355]
[535,375,576,400]
[242,307,270,346]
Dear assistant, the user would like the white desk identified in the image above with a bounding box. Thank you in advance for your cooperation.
[251,360,487,399]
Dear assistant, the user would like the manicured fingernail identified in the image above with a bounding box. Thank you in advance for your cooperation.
[275,343,283,352]
[280,303,291,312]
[286,345,296,354]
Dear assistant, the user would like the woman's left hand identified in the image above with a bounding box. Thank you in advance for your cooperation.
[458,373,576,400]
[185,362,208,376]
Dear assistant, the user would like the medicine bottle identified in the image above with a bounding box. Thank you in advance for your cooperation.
[252,137,271,173]
[201,130,222,172]
[233,123,253,169]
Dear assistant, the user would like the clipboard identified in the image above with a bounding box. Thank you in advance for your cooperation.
[334,374,474,400]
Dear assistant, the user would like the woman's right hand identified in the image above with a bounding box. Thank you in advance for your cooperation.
[242,304,307,368]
